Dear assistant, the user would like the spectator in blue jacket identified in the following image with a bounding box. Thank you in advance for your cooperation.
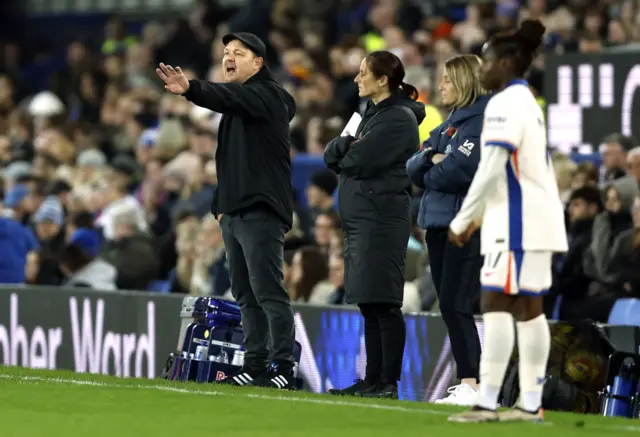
[406,54,490,406]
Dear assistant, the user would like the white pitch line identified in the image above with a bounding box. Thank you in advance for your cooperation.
[3,374,640,433]
[0,374,447,415]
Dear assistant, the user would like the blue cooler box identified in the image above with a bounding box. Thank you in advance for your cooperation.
[164,297,303,389]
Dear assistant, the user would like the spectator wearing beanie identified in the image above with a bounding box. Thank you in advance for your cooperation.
[306,169,338,224]
[4,183,33,225]
[136,128,158,166]
[33,196,66,285]
[3,161,32,191]
[76,148,108,185]
[61,229,117,290]
[33,196,64,243]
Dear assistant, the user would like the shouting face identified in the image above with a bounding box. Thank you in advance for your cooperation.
[222,39,262,84]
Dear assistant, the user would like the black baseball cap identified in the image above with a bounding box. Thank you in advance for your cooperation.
[222,32,266,60]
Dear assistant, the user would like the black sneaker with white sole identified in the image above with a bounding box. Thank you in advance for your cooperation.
[252,364,296,390]
[218,366,266,387]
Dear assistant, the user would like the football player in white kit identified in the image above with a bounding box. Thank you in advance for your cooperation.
[447,19,568,423]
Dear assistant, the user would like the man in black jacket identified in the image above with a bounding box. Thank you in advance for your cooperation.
[156,33,297,389]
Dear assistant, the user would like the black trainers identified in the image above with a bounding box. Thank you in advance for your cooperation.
[217,366,266,387]
[252,364,296,390]
[358,382,398,399]
[328,379,375,396]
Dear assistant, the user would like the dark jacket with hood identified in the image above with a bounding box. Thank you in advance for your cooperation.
[102,233,160,291]
[183,66,296,229]
[406,94,491,229]
[324,94,425,306]
[554,216,596,301]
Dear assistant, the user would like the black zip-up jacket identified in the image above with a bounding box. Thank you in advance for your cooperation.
[323,94,425,306]
[182,66,296,230]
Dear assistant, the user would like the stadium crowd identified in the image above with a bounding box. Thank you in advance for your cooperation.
[0,0,639,322]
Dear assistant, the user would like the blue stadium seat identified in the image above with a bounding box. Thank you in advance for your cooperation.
[148,280,170,293]
[291,154,327,207]
[607,298,640,326]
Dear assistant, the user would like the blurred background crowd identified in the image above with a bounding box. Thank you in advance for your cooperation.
[1,0,640,322]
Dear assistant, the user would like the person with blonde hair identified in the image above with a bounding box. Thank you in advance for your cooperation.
[551,152,577,204]
[406,53,491,406]
[190,215,229,296]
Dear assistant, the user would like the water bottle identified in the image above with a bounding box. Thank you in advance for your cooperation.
[603,363,637,418]
[231,350,245,367]
[195,345,208,361]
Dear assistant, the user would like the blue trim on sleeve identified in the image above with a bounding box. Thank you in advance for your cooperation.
[485,141,516,153]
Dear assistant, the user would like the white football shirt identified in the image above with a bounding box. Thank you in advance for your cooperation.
[450,79,568,254]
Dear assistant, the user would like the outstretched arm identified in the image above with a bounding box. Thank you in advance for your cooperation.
[183,80,285,119]
[156,63,288,120]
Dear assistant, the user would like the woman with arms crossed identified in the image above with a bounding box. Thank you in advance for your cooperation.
[406,54,490,405]
[324,51,425,399]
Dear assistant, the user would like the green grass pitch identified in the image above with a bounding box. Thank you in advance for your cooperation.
[0,367,639,436]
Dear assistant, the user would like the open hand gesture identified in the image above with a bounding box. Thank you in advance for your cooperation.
[156,63,190,95]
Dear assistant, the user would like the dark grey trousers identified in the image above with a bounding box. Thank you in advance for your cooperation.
[219,207,295,369]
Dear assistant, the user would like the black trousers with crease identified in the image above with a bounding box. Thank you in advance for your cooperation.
[426,227,482,380]
[220,207,295,370]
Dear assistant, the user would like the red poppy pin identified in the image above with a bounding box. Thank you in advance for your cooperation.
[447,127,458,137]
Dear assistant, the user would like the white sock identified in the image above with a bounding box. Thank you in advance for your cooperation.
[516,314,551,412]
[477,312,515,411]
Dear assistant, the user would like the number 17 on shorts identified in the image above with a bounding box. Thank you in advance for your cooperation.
[480,250,553,296]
